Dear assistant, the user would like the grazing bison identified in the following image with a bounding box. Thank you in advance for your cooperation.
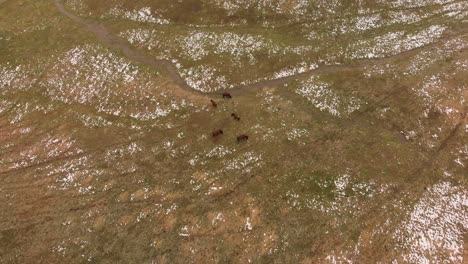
[237,134,248,142]
[222,92,232,99]
[212,129,224,138]
[210,99,218,108]
[231,113,240,121]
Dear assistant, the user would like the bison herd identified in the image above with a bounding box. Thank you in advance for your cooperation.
[211,92,248,143]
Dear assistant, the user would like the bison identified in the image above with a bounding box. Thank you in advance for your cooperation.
[236,134,248,142]
[231,113,240,121]
[212,129,224,138]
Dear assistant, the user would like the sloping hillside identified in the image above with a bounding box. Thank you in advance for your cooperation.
[0,0,467,263]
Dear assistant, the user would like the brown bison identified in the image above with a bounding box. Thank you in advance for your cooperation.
[222,92,232,99]
[236,134,248,142]
[231,113,240,121]
[210,99,218,108]
[212,129,224,138]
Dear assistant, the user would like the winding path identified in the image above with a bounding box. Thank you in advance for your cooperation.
[54,0,199,95]
[53,0,465,97]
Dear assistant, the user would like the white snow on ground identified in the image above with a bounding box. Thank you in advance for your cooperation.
[73,113,113,128]
[121,29,158,46]
[453,145,468,168]
[119,29,171,56]
[178,31,277,62]
[414,74,443,105]
[209,0,309,17]
[394,181,468,263]
[225,151,263,173]
[205,145,233,158]
[381,0,454,9]
[50,156,99,190]
[353,14,382,31]
[349,25,446,59]
[122,28,279,65]
[286,128,309,141]
[273,63,318,79]
[103,6,169,24]
[338,14,384,33]
[7,133,81,171]
[180,65,232,93]
[441,1,468,17]
[0,64,37,94]
[65,0,86,14]
[45,45,140,105]
[120,28,321,91]
[188,145,233,167]
[403,36,468,76]
[296,76,363,117]
[45,45,188,120]
[388,10,425,24]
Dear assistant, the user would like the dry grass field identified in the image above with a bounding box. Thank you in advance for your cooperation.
[0,0,467,263]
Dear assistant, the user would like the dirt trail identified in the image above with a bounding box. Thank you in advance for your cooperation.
[53,0,466,97]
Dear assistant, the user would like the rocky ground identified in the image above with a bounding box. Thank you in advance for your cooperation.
[0,0,467,263]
